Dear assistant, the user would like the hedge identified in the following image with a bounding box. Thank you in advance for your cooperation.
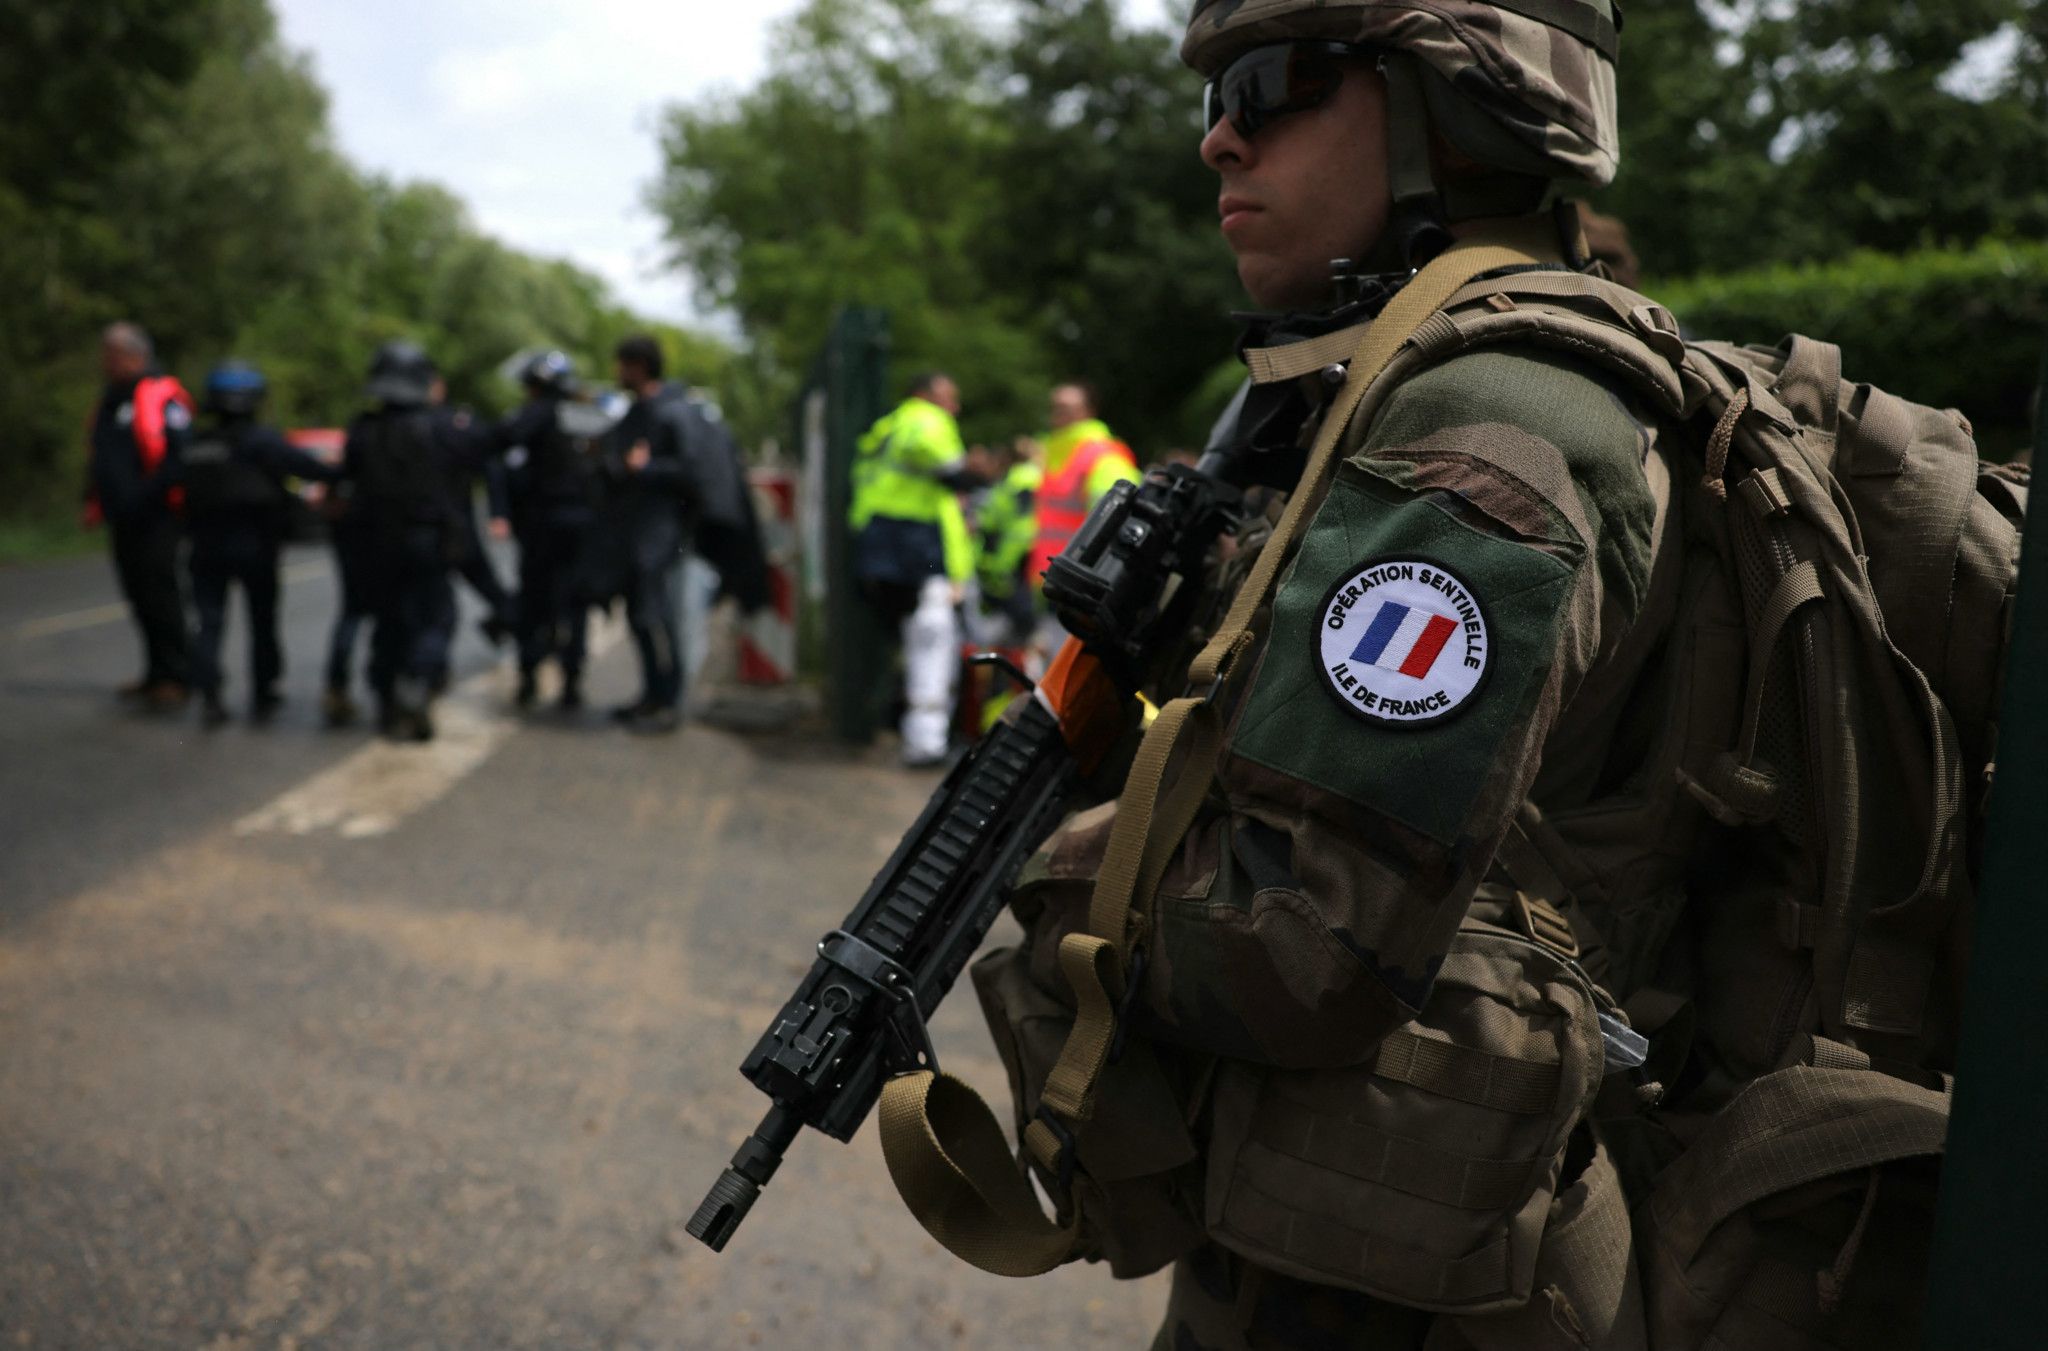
[1655,240,2048,458]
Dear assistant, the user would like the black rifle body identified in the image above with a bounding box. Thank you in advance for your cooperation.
[690,434,1255,1253]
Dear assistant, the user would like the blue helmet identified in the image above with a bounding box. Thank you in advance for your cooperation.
[204,360,269,417]
[523,349,576,395]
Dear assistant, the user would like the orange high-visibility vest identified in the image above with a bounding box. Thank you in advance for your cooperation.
[86,375,192,521]
[1027,435,1136,585]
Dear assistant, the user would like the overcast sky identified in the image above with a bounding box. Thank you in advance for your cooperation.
[272,0,1171,331]
[272,0,812,327]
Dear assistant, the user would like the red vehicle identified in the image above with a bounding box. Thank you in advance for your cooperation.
[282,428,347,540]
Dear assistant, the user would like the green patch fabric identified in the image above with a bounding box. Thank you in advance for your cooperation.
[1363,346,1654,615]
[1231,467,1577,847]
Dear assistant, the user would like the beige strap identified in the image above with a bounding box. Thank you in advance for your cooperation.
[878,1070,1080,1277]
[878,230,1551,1276]
[1647,1066,1949,1262]
[1245,322,1373,385]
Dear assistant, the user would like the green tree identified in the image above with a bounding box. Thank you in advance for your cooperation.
[651,0,1240,453]
[0,0,722,545]
[993,0,1239,448]
[654,0,1049,443]
[1604,0,2048,277]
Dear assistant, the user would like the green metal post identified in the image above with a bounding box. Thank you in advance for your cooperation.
[1923,341,2048,1348]
[814,308,892,744]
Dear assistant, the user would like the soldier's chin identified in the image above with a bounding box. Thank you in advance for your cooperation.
[1236,253,1328,313]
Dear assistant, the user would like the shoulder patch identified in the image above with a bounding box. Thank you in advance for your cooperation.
[1315,558,1490,727]
[164,402,192,432]
[1228,465,1578,847]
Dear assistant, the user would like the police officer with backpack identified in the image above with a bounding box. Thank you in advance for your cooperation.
[181,361,337,728]
[336,341,469,742]
[496,350,599,712]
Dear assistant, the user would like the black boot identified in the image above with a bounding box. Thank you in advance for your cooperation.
[323,687,359,729]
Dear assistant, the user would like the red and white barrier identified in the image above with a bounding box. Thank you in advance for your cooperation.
[738,469,799,686]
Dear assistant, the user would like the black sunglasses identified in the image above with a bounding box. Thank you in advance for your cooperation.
[1203,42,1378,140]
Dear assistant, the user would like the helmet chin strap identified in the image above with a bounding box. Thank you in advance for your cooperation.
[1374,53,1455,274]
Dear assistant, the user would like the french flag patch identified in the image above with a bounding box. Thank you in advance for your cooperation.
[1316,558,1491,727]
[1349,602,1460,680]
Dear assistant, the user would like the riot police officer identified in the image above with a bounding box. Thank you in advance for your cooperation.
[496,351,599,712]
[181,361,336,727]
[336,341,467,742]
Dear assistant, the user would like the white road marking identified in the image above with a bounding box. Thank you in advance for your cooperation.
[12,602,131,641]
[9,561,329,641]
[234,614,626,840]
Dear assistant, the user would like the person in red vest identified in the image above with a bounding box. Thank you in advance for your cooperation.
[1026,381,1140,661]
[84,322,194,710]
[1026,382,1140,586]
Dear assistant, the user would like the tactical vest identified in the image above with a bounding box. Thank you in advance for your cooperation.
[181,427,280,524]
[886,230,2024,1348]
[348,410,447,531]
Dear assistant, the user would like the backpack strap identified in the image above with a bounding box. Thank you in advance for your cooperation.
[1642,1066,1949,1283]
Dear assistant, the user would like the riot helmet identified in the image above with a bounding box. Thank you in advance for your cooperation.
[204,360,269,418]
[366,340,438,407]
[523,349,577,397]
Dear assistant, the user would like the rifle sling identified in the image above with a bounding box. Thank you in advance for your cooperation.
[878,228,1553,1276]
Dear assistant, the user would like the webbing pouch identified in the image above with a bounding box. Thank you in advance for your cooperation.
[1201,917,1609,1313]
[1636,1065,1949,1350]
[969,941,1205,1278]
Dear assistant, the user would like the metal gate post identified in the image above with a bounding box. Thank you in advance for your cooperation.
[1922,339,2048,1349]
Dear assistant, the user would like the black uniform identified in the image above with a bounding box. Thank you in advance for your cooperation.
[686,399,771,616]
[88,375,192,691]
[497,395,598,694]
[439,408,516,641]
[598,383,712,714]
[180,418,334,711]
[322,480,375,704]
[337,406,468,711]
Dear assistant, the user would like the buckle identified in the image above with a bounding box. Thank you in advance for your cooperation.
[1033,1106,1080,1195]
[1512,892,1580,959]
[1106,946,1149,1066]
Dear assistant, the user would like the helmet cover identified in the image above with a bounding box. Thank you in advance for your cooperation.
[1183,0,1620,186]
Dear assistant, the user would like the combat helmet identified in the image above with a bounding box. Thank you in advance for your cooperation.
[522,349,577,396]
[366,340,438,408]
[1185,0,1621,265]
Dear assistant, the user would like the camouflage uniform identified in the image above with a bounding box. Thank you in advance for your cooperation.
[1011,340,1664,1350]
[994,3,1659,1347]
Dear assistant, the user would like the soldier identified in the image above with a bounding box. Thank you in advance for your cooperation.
[971,3,1677,1347]
[181,361,336,727]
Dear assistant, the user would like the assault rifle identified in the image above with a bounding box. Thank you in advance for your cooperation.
[686,413,1296,1252]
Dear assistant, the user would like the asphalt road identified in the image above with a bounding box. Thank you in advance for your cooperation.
[0,545,1165,1348]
